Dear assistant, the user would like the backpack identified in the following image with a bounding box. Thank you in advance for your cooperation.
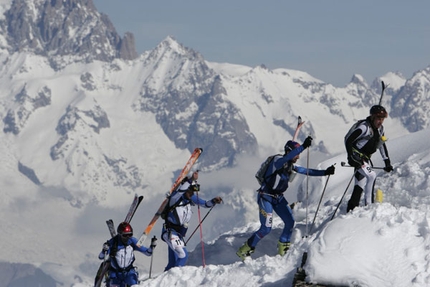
[255,154,281,185]
[160,178,190,220]
[344,119,367,150]
[160,195,181,220]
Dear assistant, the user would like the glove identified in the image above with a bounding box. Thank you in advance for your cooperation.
[384,159,393,172]
[324,165,335,175]
[102,243,109,252]
[150,236,157,249]
[212,197,223,204]
[348,153,363,168]
[302,136,313,149]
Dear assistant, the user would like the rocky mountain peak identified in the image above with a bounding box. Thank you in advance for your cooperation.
[1,0,137,64]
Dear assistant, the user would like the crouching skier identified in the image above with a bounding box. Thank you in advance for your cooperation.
[98,222,157,287]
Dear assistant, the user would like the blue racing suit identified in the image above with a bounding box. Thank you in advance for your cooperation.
[247,145,326,247]
[98,235,152,286]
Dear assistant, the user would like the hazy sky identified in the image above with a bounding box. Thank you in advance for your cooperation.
[93,0,430,87]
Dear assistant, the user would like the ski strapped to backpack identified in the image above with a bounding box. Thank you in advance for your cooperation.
[293,116,305,141]
[137,147,203,247]
[106,219,116,238]
[124,194,144,224]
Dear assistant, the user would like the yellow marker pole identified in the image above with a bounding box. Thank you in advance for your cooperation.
[375,189,384,203]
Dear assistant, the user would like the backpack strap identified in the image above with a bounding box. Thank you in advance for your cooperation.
[263,154,283,182]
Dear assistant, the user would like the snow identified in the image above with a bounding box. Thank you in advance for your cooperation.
[64,128,430,287]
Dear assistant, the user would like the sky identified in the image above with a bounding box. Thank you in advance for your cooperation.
[69,127,430,286]
[92,0,430,87]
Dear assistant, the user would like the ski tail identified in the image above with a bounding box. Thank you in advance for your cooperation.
[292,116,305,141]
[124,194,144,223]
[106,219,116,238]
[378,80,386,105]
[137,147,203,246]
[94,260,111,287]
[105,194,143,239]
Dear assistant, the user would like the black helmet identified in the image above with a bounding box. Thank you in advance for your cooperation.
[117,222,133,236]
[370,105,388,118]
[284,140,300,153]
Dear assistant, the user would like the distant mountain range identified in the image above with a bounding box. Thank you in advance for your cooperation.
[0,0,429,285]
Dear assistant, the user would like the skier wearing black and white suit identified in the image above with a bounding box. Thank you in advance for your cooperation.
[345,105,394,212]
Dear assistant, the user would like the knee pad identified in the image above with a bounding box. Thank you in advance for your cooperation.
[175,246,187,259]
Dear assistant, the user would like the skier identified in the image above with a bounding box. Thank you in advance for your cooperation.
[98,222,157,287]
[236,136,335,260]
[161,171,223,271]
[345,105,393,212]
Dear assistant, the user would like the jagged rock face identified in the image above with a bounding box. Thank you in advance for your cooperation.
[391,67,430,132]
[3,85,52,134]
[2,0,137,63]
[137,38,258,169]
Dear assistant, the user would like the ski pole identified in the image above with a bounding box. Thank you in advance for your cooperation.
[195,191,206,267]
[309,173,332,234]
[330,173,355,220]
[185,206,214,245]
[305,146,310,237]
[149,252,154,279]
[340,161,385,170]
[378,81,388,105]
[148,236,156,279]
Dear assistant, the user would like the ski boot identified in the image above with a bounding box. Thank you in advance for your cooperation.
[236,242,255,260]
[277,240,291,256]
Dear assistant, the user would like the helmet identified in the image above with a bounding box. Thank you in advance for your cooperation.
[370,105,388,118]
[117,222,133,236]
[284,140,300,153]
[179,181,200,192]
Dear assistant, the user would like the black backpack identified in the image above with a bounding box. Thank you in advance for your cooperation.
[255,154,281,185]
[160,178,190,220]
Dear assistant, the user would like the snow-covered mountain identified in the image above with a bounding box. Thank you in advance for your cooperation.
[0,0,430,286]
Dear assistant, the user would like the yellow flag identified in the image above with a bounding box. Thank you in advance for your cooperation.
[375,189,383,203]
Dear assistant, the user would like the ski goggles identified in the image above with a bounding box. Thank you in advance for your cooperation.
[121,233,133,238]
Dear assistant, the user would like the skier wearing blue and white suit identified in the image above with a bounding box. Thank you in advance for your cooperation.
[98,222,156,287]
[237,136,335,260]
[162,171,223,271]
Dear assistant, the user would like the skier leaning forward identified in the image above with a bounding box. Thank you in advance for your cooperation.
[236,136,335,260]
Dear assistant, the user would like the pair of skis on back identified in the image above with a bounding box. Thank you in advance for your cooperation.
[94,194,144,287]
